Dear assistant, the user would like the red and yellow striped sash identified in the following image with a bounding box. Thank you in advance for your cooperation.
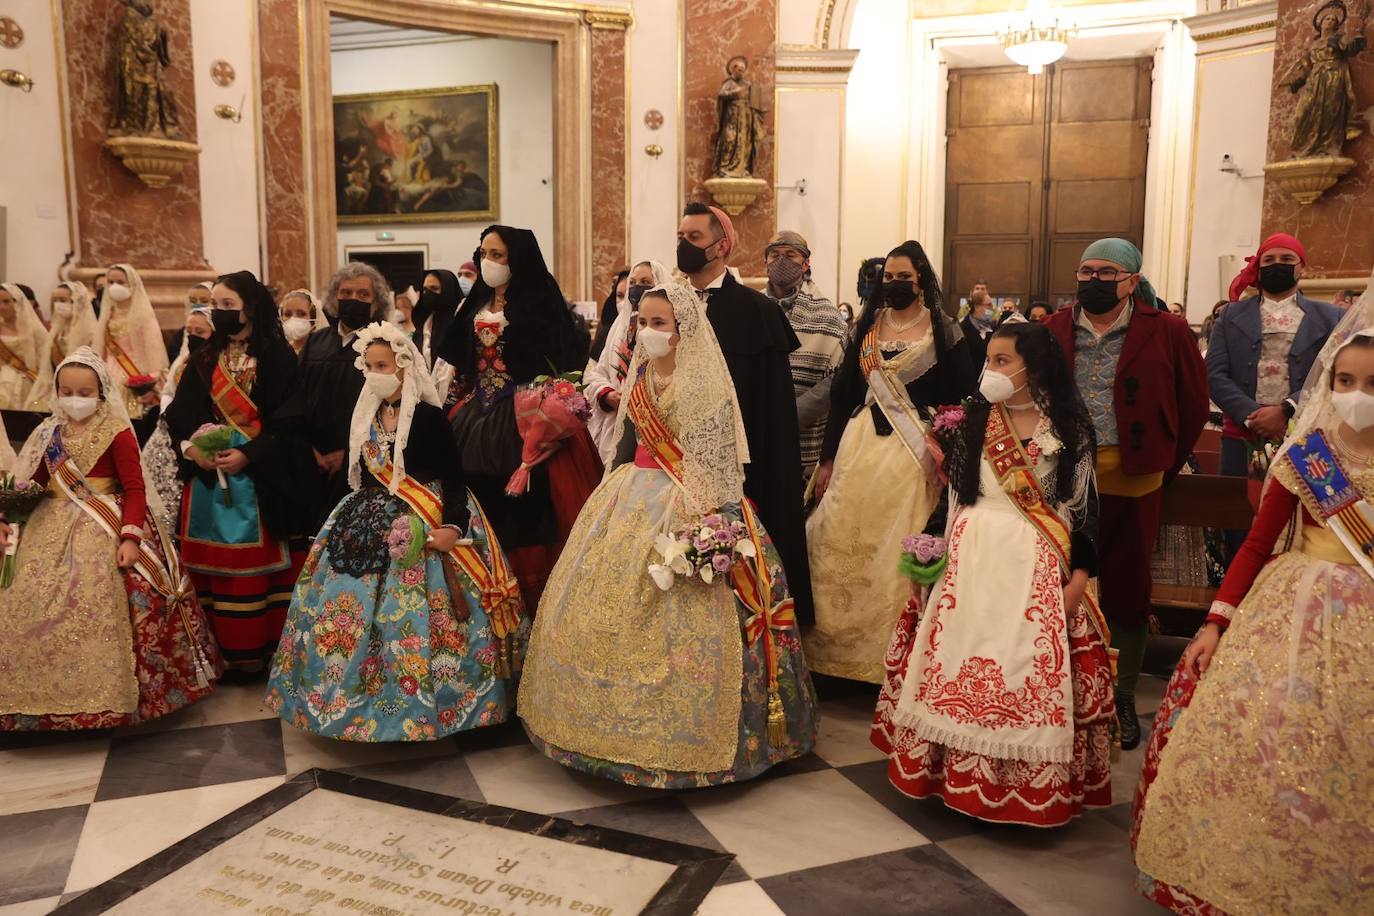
[104,331,144,380]
[211,359,262,439]
[0,337,36,382]
[625,372,686,482]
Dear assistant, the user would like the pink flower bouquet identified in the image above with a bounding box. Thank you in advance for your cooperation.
[386,514,426,568]
[898,533,948,587]
[504,371,593,496]
[0,474,46,588]
[648,513,756,590]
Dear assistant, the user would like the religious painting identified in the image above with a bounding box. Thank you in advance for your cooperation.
[333,84,499,225]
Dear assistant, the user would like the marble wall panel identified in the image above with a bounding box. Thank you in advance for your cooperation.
[257,0,309,293]
[590,26,629,298]
[63,0,206,270]
[684,0,777,274]
[1260,0,1374,277]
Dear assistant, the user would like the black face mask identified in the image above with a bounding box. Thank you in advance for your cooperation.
[212,308,244,336]
[412,289,442,325]
[676,237,717,275]
[881,280,919,310]
[187,335,210,354]
[1258,263,1298,295]
[626,284,648,309]
[336,298,372,330]
[1077,278,1124,315]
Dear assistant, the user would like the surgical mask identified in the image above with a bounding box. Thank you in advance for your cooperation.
[282,316,313,342]
[105,283,132,303]
[627,285,648,309]
[212,308,244,335]
[638,326,674,359]
[1331,389,1374,432]
[767,256,806,293]
[365,371,402,400]
[458,276,475,297]
[882,281,919,310]
[1258,263,1298,296]
[336,298,371,329]
[54,302,73,319]
[187,335,210,354]
[480,259,511,288]
[389,310,406,325]
[979,365,1028,404]
[1077,278,1124,315]
[58,396,100,421]
[676,237,717,275]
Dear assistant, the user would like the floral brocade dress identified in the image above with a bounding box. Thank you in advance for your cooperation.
[268,417,528,742]
[519,374,819,788]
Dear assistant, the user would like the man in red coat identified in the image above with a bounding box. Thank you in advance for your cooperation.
[1044,238,1208,750]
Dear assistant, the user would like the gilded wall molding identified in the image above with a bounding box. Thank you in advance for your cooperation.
[1191,20,1276,43]
[584,9,631,30]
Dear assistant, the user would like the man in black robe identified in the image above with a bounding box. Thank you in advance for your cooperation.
[294,261,393,532]
[677,202,814,623]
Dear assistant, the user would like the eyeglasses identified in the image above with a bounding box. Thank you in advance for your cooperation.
[1076,266,1135,282]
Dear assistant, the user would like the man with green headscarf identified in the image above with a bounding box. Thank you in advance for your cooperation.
[1044,238,1208,750]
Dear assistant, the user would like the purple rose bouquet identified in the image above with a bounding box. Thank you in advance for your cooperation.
[385,514,425,569]
[0,473,47,588]
[648,512,757,590]
[898,533,948,586]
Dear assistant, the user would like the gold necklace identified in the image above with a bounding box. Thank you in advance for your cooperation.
[1335,426,1374,464]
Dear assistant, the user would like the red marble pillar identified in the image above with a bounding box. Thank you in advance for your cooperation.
[683,0,777,274]
[258,0,310,293]
[62,0,206,269]
[1261,0,1374,277]
[589,24,629,299]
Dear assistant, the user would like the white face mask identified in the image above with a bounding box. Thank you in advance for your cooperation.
[54,302,74,319]
[105,282,132,303]
[365,370,402,400]
[58,395,100,421]
[1331,389,1374,432]
[282,316,313,342]
[639,326,675,359]
[458,276,475,297]
[389,310,407,325]
[978,365,1028,404]
[480,259,511,289]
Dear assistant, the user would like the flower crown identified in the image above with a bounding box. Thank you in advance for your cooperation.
[351,321,417,370]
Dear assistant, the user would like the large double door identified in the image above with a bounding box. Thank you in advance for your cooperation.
[943,58,1151,309]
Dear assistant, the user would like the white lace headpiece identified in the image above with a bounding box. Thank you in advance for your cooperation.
[0,282,54,411]
[52,280,98,353]
[346,321,440,495]
[613,281,750,514]
[95,263,171,378]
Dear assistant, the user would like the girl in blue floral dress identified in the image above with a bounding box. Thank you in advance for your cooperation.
[267,323,527,741]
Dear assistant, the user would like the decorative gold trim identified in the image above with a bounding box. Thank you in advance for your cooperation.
[1191,20,1276,43]
[50,0,78,272]
[331,83,500,226]
[584,9,631,30]
[774,64,857,74]
[818,0,839,49]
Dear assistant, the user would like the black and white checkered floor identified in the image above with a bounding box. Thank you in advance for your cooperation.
[0,676,1167,915]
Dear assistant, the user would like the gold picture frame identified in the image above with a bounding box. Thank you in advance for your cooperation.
[333,83,499,225]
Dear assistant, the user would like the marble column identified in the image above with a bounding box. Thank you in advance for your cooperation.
[587,12,630,300]
[257,0,309,294]
[1260,0,1374,281]
[62,0,209,301]
[684,0,778,277]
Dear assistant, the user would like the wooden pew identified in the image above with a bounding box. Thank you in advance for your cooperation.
[1151,472,1253,615]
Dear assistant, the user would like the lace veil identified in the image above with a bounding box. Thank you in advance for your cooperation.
[346,321,441,495]
[0,282,54,410]
[613,281,750,514]
[51,280,99,357]
[95,263,171,378]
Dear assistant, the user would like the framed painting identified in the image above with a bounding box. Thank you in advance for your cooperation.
[333,84,499,225]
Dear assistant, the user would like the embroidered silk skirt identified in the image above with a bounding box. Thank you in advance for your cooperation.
[267,486,527,742]
[0,496,223,731]
[1133,544,1374,915]
[519,464,819,788]
[805,409,939,683]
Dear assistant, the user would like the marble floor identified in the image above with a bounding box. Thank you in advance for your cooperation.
[0,675,1168,916]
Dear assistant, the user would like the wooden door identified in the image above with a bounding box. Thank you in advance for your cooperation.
[945,59,1151,309]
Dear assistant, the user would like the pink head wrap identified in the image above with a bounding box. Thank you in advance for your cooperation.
[1228,233,1308,302]
[707,205,737,259]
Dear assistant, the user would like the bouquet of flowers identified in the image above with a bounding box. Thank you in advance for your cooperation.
[386,514,426,569]
[898,533,948,587]
[0,474,47,588]
[504,370,593,496]
[125,373,160,396]
[926,402,969,483]
[191,423,236,506]
[648,513,757,590]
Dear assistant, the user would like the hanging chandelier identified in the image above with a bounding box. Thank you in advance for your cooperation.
[998,0,1076,75]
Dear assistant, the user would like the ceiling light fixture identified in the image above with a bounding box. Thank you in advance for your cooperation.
[998,0,1076,75]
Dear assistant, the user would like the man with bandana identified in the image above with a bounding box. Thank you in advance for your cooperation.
[1044,238,1208,750]
[763,230,848,481]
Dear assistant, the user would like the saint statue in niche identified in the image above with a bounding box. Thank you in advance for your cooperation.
[109,0,181,138]
[712,56,768,179]
[1281,0,1368,159]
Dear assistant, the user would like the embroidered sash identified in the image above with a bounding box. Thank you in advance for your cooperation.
[983,405,1114,658]
[44,429,214,685]
[627,371,795,745]
[1284,431,1374,581]
[360,425,524,641]
[211,358,262,439]
[0,337,36,382]
[613,322,637,384]
[858,322,938,483]
[105,331,144,380]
